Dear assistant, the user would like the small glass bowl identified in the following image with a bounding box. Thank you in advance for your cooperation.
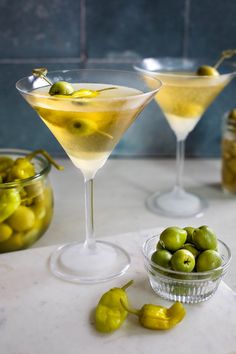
[143,235,231,304]
[0,149,53,252]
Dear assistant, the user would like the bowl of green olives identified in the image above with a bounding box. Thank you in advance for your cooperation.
[143,226,231,303]
[0,149,57,252]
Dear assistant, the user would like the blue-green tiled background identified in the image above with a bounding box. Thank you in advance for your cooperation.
[0,0,235,157]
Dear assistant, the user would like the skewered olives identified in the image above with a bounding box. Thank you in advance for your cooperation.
[49,81,74,96]
[196,65,219,76]
[196,49,236,76]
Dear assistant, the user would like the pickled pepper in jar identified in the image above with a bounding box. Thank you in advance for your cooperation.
[221,109,236,194]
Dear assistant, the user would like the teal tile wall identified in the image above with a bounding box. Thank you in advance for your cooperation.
[86,0,185,58]
[0,1,81,58]
[0,0,235,157]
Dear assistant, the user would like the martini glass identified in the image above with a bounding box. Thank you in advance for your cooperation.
[16,69,162,283]
[135,58,236,217]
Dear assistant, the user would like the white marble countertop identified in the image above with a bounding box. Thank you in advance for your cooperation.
[37,157,236,291]
[1,157,236,353]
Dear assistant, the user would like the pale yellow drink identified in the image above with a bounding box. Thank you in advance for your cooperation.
[26,84,143,178]
[151,72,230,140]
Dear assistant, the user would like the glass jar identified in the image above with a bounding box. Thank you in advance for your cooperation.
[0,149,53,252]
[221,109,236,194]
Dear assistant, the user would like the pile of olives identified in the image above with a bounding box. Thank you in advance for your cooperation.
[0,150,58,252]
[151,226,222,273]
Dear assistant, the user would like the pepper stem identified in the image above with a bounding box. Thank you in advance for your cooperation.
[121,280,134,290]
[120,298,139,316]
[26,149,64,171]
[97,87,117,93]
[214,49,236,69]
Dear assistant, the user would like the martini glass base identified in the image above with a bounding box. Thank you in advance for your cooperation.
[50,240,131,284]
[146,187,207,218]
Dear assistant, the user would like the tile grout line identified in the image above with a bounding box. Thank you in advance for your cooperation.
[80,0,88,64]
[0,58,138,64]
[182,0,191,58]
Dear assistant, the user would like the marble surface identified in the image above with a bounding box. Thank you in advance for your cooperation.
[36,157,236,291]
[0,231,235,354]
[1,157,236,354]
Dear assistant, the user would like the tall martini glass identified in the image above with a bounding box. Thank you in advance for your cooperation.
[135,58,236,217]
[16,69,162,283]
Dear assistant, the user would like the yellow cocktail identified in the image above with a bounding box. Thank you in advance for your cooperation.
[135,58,236,217]
[16,69,162,283]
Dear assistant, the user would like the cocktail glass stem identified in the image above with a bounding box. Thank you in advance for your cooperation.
[146,134,207,217]
[176,138,185,189]
[84,178,97,251]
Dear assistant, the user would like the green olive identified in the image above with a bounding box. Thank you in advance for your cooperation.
[174,102,202,118]
[67,118,98,137]
[0,223,13,242]
[183,226,196,243]
[156,240,165,250]
[192,225,217,251]
[196,65,219,76]
[196,250,222,272]
[7,205,35,232]
[170,249,195,272]
[160,227,187,252]
[49,81,74,96]
[151,249,172,268]
[181,243,199,258]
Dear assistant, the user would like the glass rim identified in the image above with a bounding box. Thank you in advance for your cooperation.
[134,57,236,79]
[142,234,231,277]
[15,68,162,101]
[0,148,51,188]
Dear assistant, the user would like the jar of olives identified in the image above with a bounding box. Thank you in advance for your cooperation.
[221,109,236,194]
[0,149,54,252]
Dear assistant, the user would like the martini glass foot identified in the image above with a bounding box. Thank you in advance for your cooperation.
[50,240,131,283]
[146,186,207,218]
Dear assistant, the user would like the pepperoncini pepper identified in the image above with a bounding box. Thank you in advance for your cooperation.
[0,188,21,223]
[0,157,14,173]
[6,149,63,183]
[0,149,63,223]
[121,300,186,330]
[95,280,133,333]
[7,158,36,181]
